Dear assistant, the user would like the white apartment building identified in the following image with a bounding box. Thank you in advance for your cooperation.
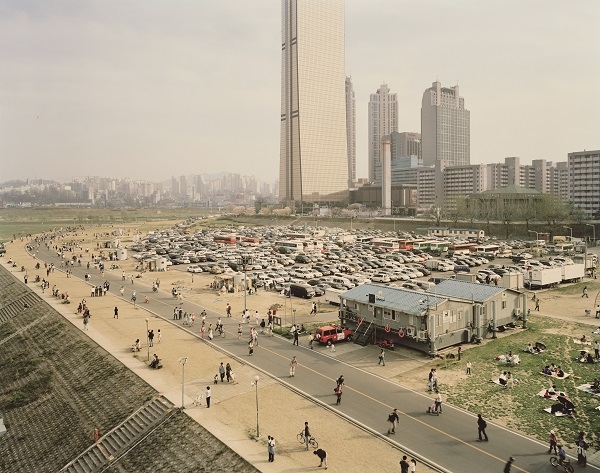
[368,84,398,182]
[421,81,470,167]
[569,150,600,217]
[279,0,348,203]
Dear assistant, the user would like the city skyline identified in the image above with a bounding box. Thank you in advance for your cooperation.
[1,0,598,183]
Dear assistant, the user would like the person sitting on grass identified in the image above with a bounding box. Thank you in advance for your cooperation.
[543,365,552,375]
[557,366,565,378]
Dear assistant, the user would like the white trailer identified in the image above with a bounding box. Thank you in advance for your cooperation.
[561,263,585,282]
[325,288,344,305]
[524,267,562,289]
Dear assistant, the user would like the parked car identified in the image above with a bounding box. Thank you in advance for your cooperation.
[186,265,203,273]
[313,325,353,345]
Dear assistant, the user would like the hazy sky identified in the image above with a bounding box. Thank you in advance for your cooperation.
[1,0,598,184]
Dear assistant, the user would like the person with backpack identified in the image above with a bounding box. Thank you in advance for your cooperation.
[477,414,488,441]
[387,408,399,434]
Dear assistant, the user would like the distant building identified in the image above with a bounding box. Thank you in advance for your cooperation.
[421,81,470,167]
[368,84,398,182]
[346,76,356,188]
[390,131,421,160]
[279,0,348,204]
[569,150,600,217]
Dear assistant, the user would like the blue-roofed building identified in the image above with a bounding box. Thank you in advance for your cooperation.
[340,281,526,355]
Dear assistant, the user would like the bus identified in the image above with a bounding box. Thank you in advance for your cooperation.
[214,234,237,245]
[274,240,304,252]
[448,243,477,255]
[429,241,449,253]
[412,240,438,251]
[554,243,574,254]
[372,238,400,251]
[404,239,424,251]
[475,244,500,255]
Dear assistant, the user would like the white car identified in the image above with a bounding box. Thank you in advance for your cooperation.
[187,265,203,273]
[372,273,391,283]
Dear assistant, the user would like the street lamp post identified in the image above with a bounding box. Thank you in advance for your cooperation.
[240,255,253,314]
[145,317,150,361]
[178,357,187,409]
[252,375,260,439]
[586,224,596,246]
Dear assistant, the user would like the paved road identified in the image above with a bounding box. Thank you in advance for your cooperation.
[34,243,599,473]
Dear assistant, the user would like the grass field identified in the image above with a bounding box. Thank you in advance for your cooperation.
[442,315,600,450]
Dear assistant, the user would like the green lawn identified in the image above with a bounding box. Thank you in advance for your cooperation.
[442,316,600,450]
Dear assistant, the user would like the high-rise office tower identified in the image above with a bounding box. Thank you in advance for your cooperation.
[368,84,398,182]
[390,131,421,159]
[345,76,356,188]
[421,81,470,167]
[279,0,348,203]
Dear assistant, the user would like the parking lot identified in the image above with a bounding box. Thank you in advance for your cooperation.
[128,225,598,304]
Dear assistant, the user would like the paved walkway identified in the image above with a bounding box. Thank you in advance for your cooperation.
[6,236,600,473]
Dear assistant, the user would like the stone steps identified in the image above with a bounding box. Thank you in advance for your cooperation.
[60,396,175,473]
[0,292,42,325]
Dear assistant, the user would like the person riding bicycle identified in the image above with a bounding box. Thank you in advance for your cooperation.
[558,444,566,466]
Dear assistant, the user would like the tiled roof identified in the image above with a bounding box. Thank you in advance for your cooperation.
[427,279,504,302]
[342,284,447,316]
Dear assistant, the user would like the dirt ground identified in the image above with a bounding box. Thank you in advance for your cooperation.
[6,223,600,471]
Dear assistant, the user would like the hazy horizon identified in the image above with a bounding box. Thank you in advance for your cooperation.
[1,0,598,183]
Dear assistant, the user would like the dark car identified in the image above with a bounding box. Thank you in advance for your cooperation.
[289,283,316,299]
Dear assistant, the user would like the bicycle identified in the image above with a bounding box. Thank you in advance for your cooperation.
[216,324,225,338]
[550,456,574,473]
[297,432,318,449]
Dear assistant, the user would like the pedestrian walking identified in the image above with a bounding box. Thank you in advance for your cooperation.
[308,333,314,350]
[503,456,515,473]
[119,286,125,297]
[157,329,161,343]
[314,449,328,469]
[205,386,211,408]
[226,303,231,317]
[399,455,409,473]
[290,356,298,377]
[535,298,540,311]
[225,362,232,382]
[409,458,417,472]
[237,324,243,339]
[122,271,125,281]
[219,362,226,382]
[248,340,254,356]
[303,422,311,450]
[335,384,342,405]
[466,361,472,375]
[548,429,558,454]
[378,349,385,366]
[327,340,335,352]
[477,414,489,441]
[83,314,90,331]
[583,286,589,298]
[387,408,399,434]
[268,436,275,462]
[208,327,214,340]
[113,306,119,319]
[457,346,462,361]
[595,305,600,319]
[293,327,299,346]
[131,291,137,308]
[260,318,266,333]
[130,274,134,285]
[201,325,205,339]
[148,330,154,347]
[434,391,443,413]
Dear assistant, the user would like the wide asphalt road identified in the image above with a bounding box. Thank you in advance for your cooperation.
[33,241,599,473]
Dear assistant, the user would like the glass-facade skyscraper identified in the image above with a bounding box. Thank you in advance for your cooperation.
[279,0,348,203]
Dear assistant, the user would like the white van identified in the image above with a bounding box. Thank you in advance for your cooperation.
[330,276,354,289]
